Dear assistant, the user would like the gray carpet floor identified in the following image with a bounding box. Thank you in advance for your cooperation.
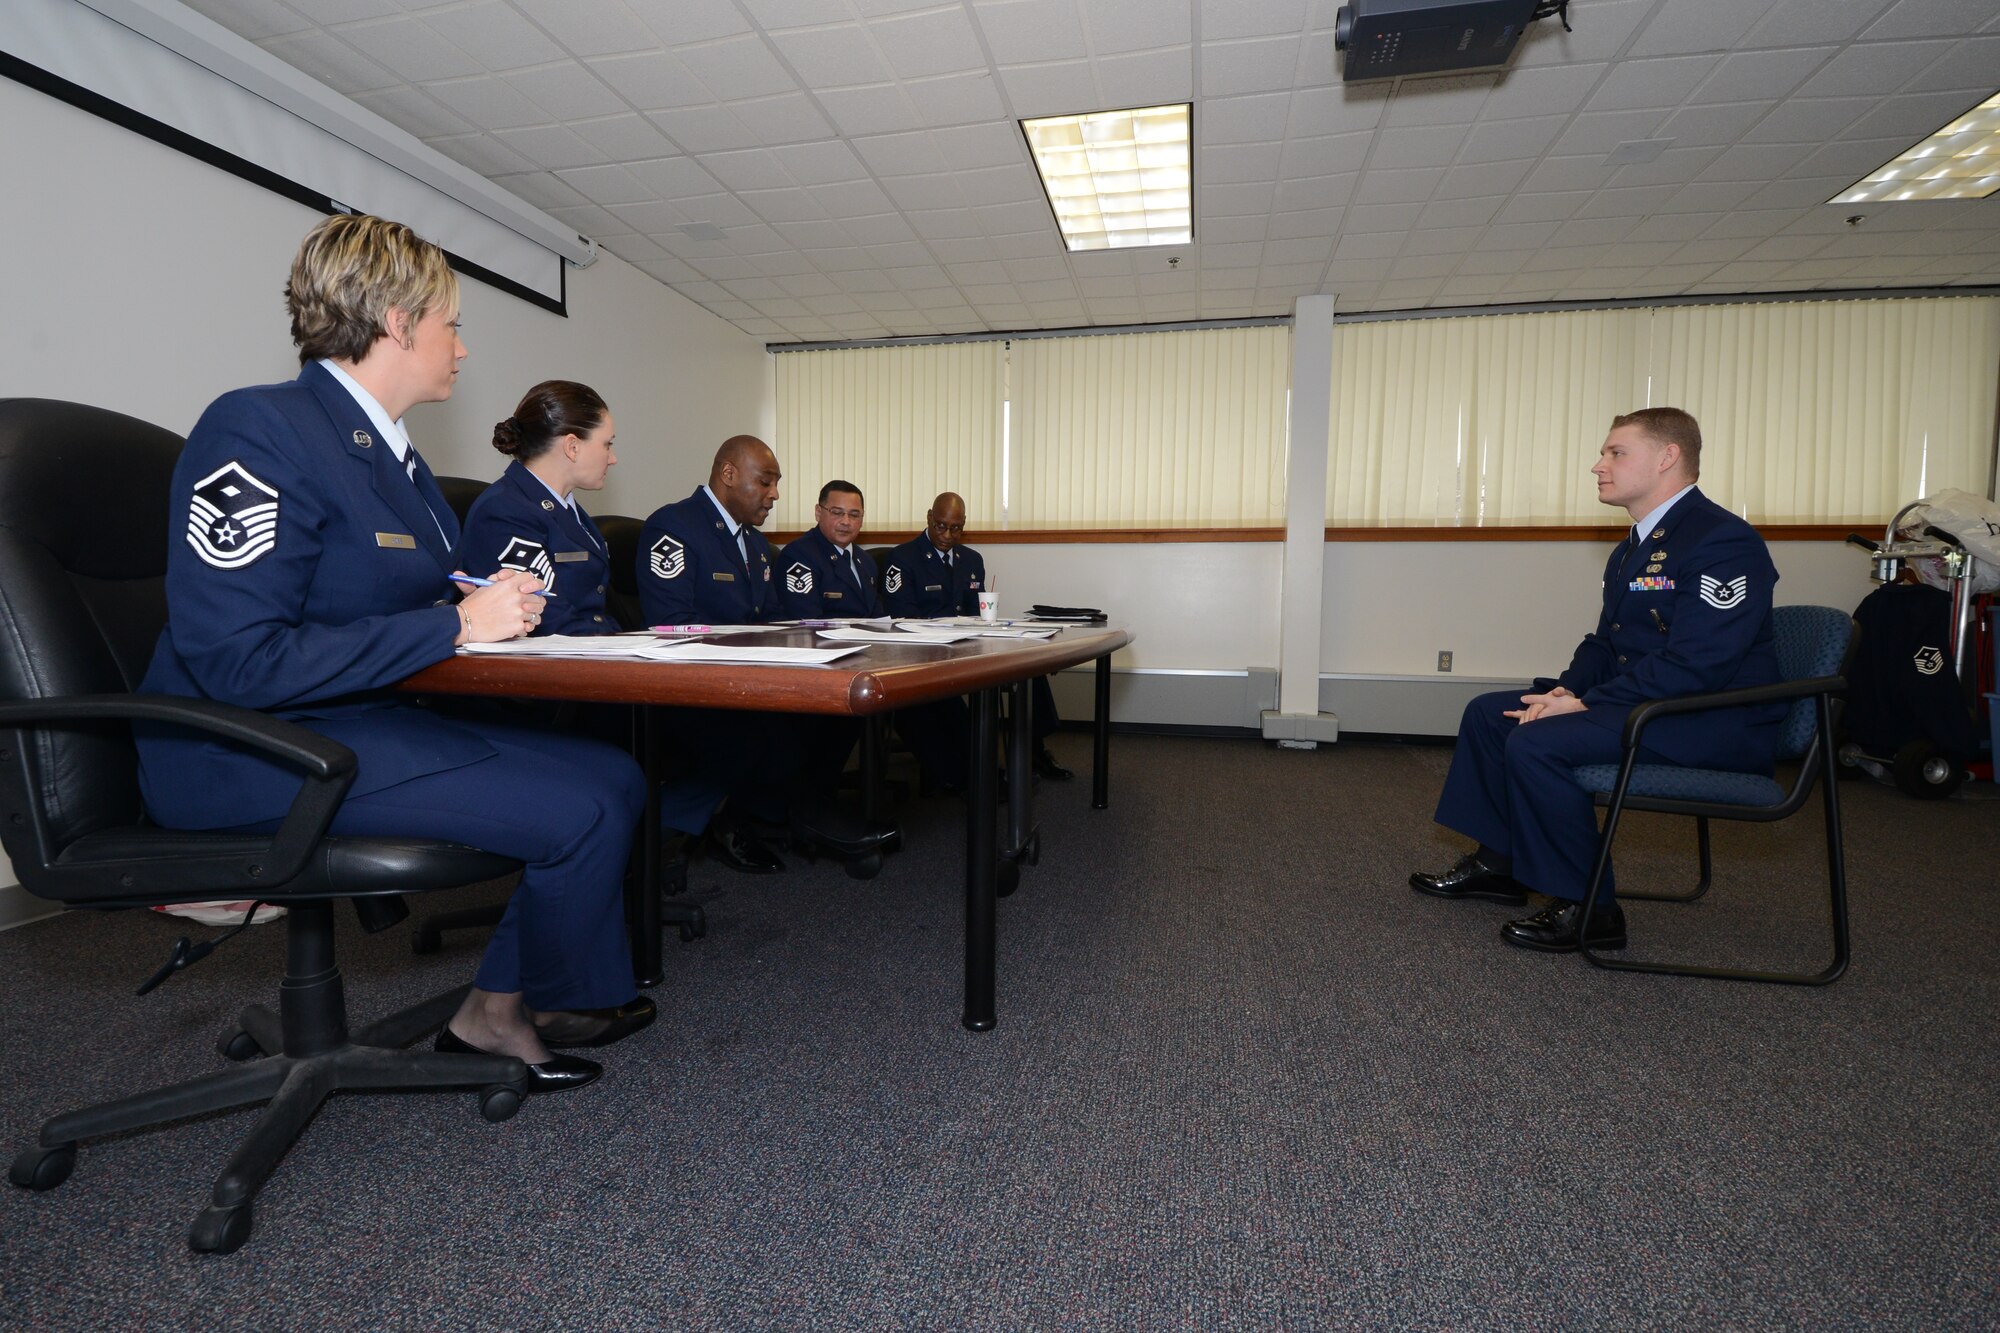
[0,734,1995,1330]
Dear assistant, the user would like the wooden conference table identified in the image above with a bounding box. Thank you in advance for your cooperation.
[402,624,1130,1030]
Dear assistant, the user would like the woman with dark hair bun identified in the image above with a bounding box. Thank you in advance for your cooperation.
[460,380,619,636]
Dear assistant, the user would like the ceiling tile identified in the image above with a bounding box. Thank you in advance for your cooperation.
[1692,47,1835,106]
[180,0,312,40]
[586,52,712,110]
[423,3,565,72]
[1626,0,1766,58]
[628,0,754,45]
[1204,142,1283,184]
[853,131,952,176]
[868,7,988,79]
[1379,74,1497,128]
[1459,114,1568,162]
[1864,0,2000,40]
[905,72,1010,127]
[1202,92,1291,144]
[1372,123,1469,170]
[647,104,761,152]
[1656,100,1780,149]
[1096,47,1196,106]
[1080,0,1192,57]
[493,124,608,170]
[423,76,552,130]
[816,83,926,137]
[700,147,795,191]
[352,85,475,139]
[768,23,896,87]
[1794,39,1957,98]
[1351,167,1442,206]
[508,65,629,121]
[971,0,1089,65]
[1582,55,1721,111]
[1479,63,1604,121]
[730,92,838,145]
[625,155,728,197]
[680,35,801,100]
[1552,108,1673,157]
[341,17,484,82]
[512,0,659,59]
[1415,195,1504,229]
[999,60,1101,114]
[1433,159,1533,199]
[1201,36,1302,98]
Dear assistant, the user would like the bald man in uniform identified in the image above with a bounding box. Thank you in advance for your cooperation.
[882,492,1072,784]
[639,436,895,870]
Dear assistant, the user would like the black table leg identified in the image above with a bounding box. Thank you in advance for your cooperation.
[1006,678,1037,865]
[1092,651,1112,810]
[963,687,999,1032]
[862,713,886,825]
[632,705,664,988]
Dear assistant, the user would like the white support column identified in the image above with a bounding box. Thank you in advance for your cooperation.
[1263,294,1340,746]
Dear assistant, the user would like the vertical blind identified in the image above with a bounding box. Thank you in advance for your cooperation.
[769,296,1998,534]
[1009,326,1293,526]
[1327,296,2000,525]
[772,340,1003,531]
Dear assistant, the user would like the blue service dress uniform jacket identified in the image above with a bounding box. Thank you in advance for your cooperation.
[1432,486,1784,904]
[777,529,884,619]
[135,362,643,1009]
[638,488,777,626]
[459,459,616,636]
[880,537,983,618]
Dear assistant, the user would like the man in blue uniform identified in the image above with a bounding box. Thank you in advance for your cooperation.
[1410,407,1785,952]
[882,492,1072,783]
[777,480,882,620]
[637,439,895,869]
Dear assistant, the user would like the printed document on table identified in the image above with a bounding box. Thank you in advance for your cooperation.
[816,627,976,645]
[460,636,864,666]
[896,618,1060,639]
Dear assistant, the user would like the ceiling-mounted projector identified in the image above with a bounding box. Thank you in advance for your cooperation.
[1334,0,1562,82]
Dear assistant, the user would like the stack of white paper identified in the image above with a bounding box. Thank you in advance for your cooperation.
[460,636,863,666]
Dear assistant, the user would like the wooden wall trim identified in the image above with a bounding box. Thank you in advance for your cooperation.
[765,523,1869,547]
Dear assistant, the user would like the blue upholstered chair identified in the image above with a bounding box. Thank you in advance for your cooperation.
[1571,604,1858,985]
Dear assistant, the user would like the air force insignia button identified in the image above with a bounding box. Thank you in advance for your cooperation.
[649,534,686,580]
[187,461,279,569]
[785,562,813,594]
[1651,527,1666,539]
[1698,574,1749,609]
[541,499,555,511]
[352,430,372,448]
[497,536,556,591]
[884,565,903,594]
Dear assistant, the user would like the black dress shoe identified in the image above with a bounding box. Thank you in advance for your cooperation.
[791,807,900,858]
[1033,748,1074,781]
[435,1025,601,1093]
[1501,900,1628,953]
[705,822,784,874]
[535,995,657,1049]
[1409,854,1527,904]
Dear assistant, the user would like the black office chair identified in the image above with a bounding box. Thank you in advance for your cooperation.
[1571,603,1858,985]
[0,398,532,1254]
[432,473,489,525]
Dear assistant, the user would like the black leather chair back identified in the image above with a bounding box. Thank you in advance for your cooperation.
[432,474,489,525]
[597,513,645,631]
[0,398,182,845]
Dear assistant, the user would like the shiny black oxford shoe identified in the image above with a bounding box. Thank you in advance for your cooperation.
[1033,747,1074,782]
[435,1025,602,1094]
[1501,900,1628,953]
[705,821,785,874]
[1408,853,1527,905]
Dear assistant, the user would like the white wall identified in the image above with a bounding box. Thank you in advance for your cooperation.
[0,75,770,906]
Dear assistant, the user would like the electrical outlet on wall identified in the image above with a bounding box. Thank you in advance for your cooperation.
[1437,650,1453,673]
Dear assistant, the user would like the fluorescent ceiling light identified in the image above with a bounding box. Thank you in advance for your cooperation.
[1832,90,2000,203]
[1022,104,1192,252]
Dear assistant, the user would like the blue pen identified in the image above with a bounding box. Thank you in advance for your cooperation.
[449,571,555,598]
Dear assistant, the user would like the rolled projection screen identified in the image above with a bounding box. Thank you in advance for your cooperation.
[1,0,585,312]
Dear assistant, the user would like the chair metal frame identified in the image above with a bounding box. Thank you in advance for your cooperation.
[1577,614,1856,985]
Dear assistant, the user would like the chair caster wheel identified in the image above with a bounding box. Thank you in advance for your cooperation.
[479,1085,523,1123]
[190,1202,253,1254]
[844,852,883,881]
[10,1142,76,1191]
[997,861,1020,898]
[412,927,444,956]
[217,1030,264,1062]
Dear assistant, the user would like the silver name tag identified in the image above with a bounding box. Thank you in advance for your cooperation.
[552,550,589,563]
[712,571,736,582]
[374,532,416,549]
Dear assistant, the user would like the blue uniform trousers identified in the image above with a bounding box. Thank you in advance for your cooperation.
[1435,689,1744,904]
[237,722,644,1009]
